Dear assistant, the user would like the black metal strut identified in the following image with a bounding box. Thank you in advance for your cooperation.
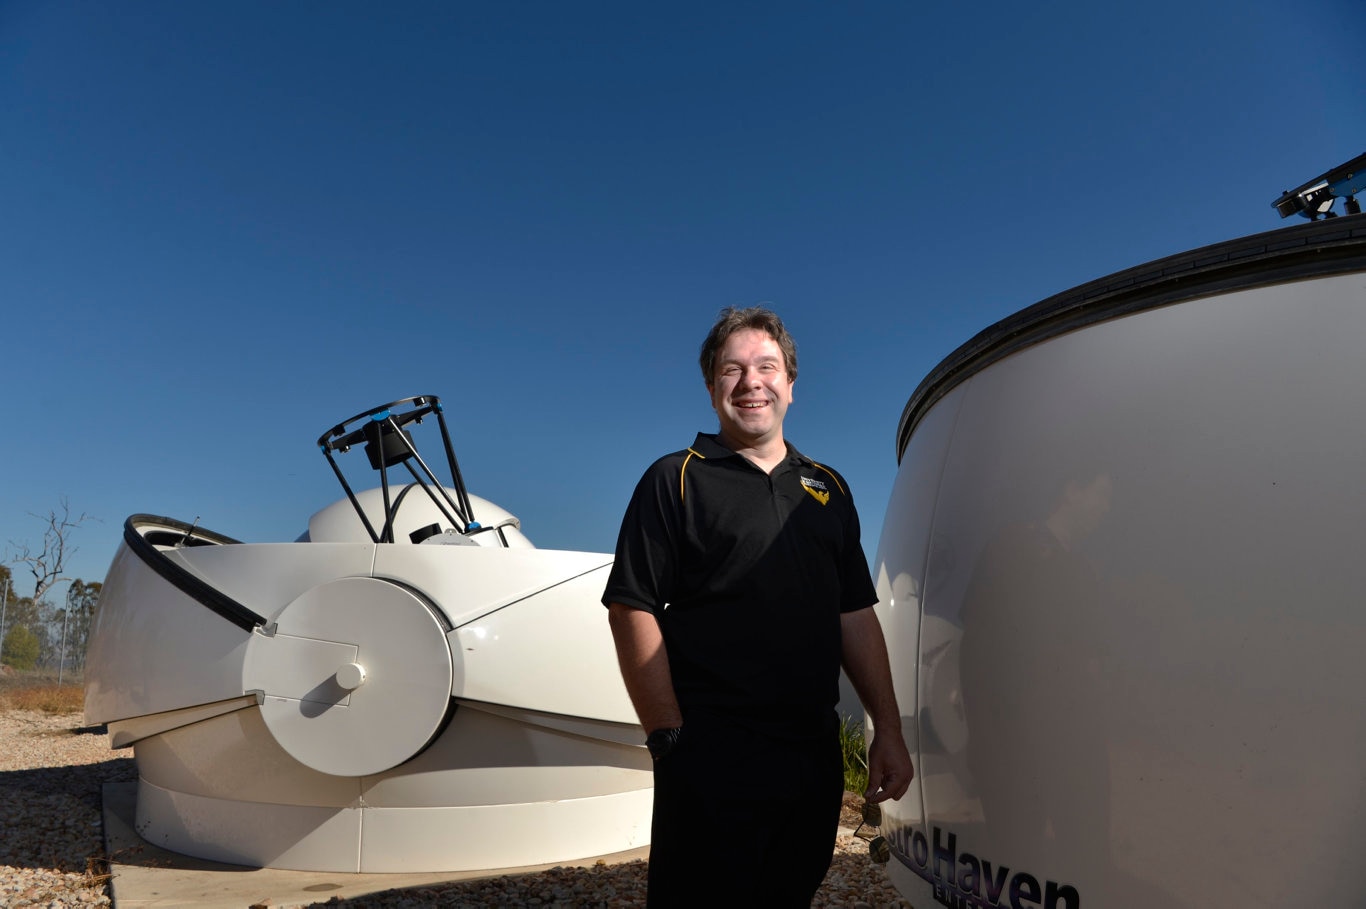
[317,395,498,545]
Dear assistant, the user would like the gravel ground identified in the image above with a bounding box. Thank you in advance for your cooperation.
[0,710,134,908]
[0,710,910,908]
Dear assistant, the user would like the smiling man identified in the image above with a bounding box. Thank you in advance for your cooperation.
[603,306,913,907]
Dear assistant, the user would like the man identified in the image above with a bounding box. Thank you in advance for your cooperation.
[602,306,913,907]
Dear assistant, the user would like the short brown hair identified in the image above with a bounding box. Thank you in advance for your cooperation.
[699,306,799,385]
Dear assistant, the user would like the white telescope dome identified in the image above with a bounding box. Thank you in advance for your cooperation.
[873,217,1366,908]
[84,395,649,873]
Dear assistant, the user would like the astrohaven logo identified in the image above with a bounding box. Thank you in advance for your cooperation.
[887,825,1080,909]
[800,476,829,505]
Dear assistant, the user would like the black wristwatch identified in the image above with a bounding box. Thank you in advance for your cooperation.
[645,726,683,761]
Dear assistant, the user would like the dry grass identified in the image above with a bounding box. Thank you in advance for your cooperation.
[0,669,85,714]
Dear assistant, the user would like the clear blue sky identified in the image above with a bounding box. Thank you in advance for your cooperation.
[2,0,1360,602]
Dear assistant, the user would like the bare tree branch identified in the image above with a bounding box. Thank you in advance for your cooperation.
[6,496,97,604]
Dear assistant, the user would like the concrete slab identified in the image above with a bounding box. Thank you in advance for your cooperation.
[101,782,651,908]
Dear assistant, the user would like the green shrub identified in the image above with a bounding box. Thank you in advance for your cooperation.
[2,625,40,671]
[839,714,869,794]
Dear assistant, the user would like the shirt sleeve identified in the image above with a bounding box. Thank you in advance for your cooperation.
[836,474,880,614]
[601,458,680,614]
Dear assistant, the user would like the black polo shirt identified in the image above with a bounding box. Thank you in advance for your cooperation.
[603,432,878,739]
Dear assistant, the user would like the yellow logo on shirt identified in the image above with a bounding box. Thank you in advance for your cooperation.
[801,476,830,505]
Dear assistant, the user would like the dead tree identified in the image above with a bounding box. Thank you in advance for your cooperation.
[8,496,95,605]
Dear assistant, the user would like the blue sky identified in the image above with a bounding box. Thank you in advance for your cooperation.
[2,0,1361,601]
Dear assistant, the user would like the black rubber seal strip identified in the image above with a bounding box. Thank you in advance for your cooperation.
[896,217,1366,461]
[122,515,268,632]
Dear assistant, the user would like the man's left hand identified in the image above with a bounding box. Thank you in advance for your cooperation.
[863,731,914,803]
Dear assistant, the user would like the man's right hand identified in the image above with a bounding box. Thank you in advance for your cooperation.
[607,602,684,733]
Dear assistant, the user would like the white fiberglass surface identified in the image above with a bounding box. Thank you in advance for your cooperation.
[357,789,653,873]
[84,544,258,724]
[87,535,616,727]
[878,274,1366,908]
[245,576,455,777]
[872,383,967,838]
[307,488,534,548]
[132,699,650,810]
[452,564,638,724]
[130,698,652,871]
[166,541,377,619]
[133,708,363,806]
[86,487,646,870]
[372,543,613,629]
[136,780,363,872]
[360,705,651,807]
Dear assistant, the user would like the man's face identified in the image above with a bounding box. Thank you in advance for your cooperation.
[707,328,795,449]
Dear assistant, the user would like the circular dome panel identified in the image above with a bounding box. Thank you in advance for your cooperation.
[244,576,454,777]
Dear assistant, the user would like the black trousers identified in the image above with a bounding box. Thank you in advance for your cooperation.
[646,717,844,908]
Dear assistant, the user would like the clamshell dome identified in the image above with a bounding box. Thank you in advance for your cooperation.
[874,217,1366,908]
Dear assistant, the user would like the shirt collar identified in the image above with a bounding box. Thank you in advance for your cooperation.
[690,432,813,467]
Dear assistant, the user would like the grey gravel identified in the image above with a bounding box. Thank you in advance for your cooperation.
[307,834,912,908]
[0,710,911,908]
[0,710,134,908]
